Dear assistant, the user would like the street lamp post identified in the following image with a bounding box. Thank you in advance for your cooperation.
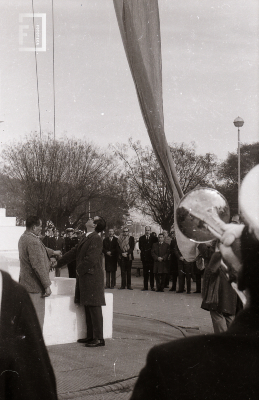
[233,117,244,215]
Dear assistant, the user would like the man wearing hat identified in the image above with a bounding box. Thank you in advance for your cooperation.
[64,228,78,278]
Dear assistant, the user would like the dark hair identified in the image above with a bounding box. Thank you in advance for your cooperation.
[77,223,85,232]
[26,216,41,229]
[94,216,106,233]
[158,233,164,237]
[239,226,259,303]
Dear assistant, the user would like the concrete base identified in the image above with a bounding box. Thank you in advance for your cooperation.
[0,264,113,345]
[44,278,113,345]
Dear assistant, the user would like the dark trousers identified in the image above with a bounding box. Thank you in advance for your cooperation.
[171,270,178,290]
[142,261,154,290]
[106,271,116,288]
[164,273,170,287]
[178,261,192,293]
[155,273,166,291]
[84,305,103,340]
[121,258,132,288]
[68,261,77,278]
[196,274,202,292]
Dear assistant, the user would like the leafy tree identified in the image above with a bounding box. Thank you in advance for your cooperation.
[114,139,217,230]
[0,134,129,230]
[216,142,259,216]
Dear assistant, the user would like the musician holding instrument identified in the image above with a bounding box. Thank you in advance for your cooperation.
[130,165,259,400]
[200,239,238,333]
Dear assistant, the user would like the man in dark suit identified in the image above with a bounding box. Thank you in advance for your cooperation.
[130,222,259,400]
[173,240,194,294]
[64,228,79,278]
[168,229,178,292]
[57,216,106,347]
[47,229,65,277]
[103,228,118,288]
[151,233,170,292]
[117,228,135,290]
[139,226,158,291]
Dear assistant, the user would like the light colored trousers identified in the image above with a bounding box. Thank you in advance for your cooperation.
[210,310,235,333]
[29,292,45,331]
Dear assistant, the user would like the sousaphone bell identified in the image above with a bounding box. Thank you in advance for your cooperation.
[176,187,230,243]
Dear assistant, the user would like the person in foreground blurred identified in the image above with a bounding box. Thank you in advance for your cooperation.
[130,218,259,400]
[0,270,58,399]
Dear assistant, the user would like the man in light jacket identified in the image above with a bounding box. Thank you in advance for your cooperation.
[18,216,61,330]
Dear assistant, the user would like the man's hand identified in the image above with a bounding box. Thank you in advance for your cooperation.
[219,223,245,280]
[221,224,245,246]
[53,250,62,259]
[49,257,57,271]
[179,256,184,261]
[107,251,112,256]
[122,252,128,257]
[51,258,57,268]
[42,286,52,297]
[158,257,163,262]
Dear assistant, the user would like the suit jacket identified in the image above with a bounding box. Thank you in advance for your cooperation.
[139,235,158,263]
[0,271,57,400]
[201,252,237,315]
[151,242,170,274]
[57,231,105,307]
[103,236,118,271]
[46,236,65,253]
[117,236,135,261]
[131,307,259,400]
[18,231,54,293]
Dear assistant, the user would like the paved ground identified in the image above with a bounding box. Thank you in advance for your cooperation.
[48,265,213,400]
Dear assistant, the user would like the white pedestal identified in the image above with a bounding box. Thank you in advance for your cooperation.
[0,209,113,346]
[44,278,113,346]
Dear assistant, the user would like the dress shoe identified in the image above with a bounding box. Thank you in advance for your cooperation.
[156,289,160,292]
[169,287,176,291]
[187,291,191,294]
[127,287,133,290]
[141,288,147,291]
[105,286,110,289]
[164,285,169,288]
[151,287,155,291]
[110,286,115,289]
[193,290,201,293]
[118,287,125,290]
[77,337,93,344]
[85,339,105,347]
[176,290,183,293]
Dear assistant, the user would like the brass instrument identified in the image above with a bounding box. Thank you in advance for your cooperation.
[175,187,246,304]
[176,187,230,243]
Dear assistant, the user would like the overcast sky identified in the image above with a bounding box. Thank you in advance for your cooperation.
[0,0,258,160]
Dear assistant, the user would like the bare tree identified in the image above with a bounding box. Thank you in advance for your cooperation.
[1,134,117,229]
[114,139,218,230]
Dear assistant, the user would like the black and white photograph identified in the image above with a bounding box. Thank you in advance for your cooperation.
[0,1,258,399]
